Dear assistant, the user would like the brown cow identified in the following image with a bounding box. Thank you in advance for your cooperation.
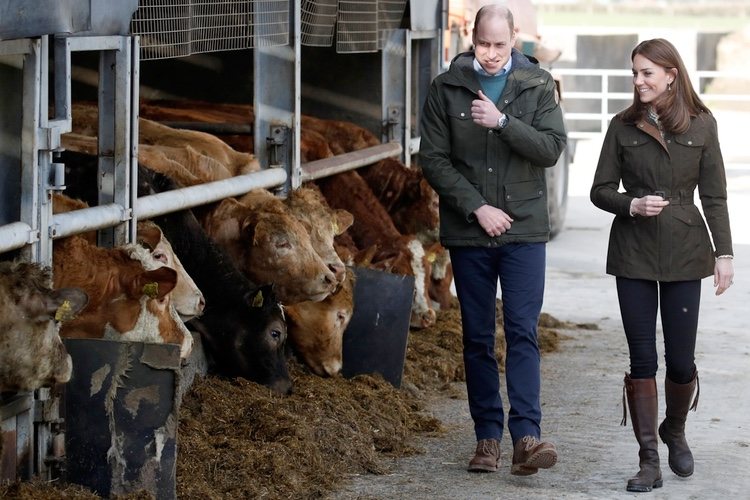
[201,194,337,304]
[286,267,355,377]
[359,158,440,244]
[424,241,456,311]
[0,260,88,392]
[317,170,436,329]
[283,185,353,286]
[300,115,380,155]
[53,235,193,359]
[51,193,206,322]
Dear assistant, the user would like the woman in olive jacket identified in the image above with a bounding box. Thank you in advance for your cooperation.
[591,38,734,493]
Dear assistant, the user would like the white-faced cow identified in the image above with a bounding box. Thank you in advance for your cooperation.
[51,193,205,322]
[317,170,437,329]
[0,260,88,392]
[53,235,193,359]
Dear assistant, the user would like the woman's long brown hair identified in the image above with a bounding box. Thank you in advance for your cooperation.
[620,38,710,134]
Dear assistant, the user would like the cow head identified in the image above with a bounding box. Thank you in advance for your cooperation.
[286,186,354,286]
[204,198,337,304]
[54,237,194,360]
[137,220,206,321]
[286,267,355,377]
[189,284,292,395]
[0,261,88,392]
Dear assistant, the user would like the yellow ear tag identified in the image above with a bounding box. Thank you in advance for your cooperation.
[142,282,159,299]
[426,252,437,263]
[55,300,74,322]
[252,290,264,308]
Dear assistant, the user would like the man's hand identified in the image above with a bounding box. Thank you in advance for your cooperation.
[474,204,513,237]
[471,90,503,129]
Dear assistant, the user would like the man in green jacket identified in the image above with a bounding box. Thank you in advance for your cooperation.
[419,4,566,475]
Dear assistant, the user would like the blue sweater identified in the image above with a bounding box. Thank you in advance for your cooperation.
[477,71,508,103]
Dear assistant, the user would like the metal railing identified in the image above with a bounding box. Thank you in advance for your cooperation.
[552,68,750,140]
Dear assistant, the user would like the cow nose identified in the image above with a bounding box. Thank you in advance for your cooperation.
[329,263,346,284]
[197,294,206,313]
[271,378,293,396]
[323,359,343,377]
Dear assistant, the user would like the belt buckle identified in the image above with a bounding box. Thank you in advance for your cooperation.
[654,190,666,199]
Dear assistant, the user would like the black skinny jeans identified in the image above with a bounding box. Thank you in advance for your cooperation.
[616,277,701,384]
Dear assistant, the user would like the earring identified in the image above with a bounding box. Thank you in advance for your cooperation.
[667,81,672,91]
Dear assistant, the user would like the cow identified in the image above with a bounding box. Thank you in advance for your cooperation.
[282,185,353,286]
[317,170,437,329]
[141,169,293,395]
[286,267,355,377]
[53,235,194,359]
[51,193,206,322]
[359,158,440,244]
[69,102,259,181]
[203,191,337,304]
[300,114,381,155]
[424,241,456,311]
[0,260,88,393]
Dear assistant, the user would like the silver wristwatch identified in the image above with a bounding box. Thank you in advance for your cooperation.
[496,114,509,130]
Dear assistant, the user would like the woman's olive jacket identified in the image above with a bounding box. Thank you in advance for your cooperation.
[419,50,567,248]
[591,112,733,281]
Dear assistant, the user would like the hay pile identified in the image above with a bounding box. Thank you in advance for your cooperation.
[3,302,595,499]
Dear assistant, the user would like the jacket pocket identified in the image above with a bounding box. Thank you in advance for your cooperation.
[671,207,712,268]
[673,133,704,167]
[506,100,538,125]
[503,179,547,234]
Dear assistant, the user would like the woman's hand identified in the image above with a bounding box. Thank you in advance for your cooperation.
[714,258,734,296]
[630,195,670,217]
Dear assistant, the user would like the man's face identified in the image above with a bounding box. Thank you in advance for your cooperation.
[472,14,516,75]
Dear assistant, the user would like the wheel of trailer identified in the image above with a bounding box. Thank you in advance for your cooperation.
[546,139,572,239]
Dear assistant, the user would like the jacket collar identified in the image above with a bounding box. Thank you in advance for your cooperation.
[444,49,541,92]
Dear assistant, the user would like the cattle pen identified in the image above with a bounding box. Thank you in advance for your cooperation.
[0,1,573,497]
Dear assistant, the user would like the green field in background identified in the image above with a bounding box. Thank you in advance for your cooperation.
[538,11,747,31]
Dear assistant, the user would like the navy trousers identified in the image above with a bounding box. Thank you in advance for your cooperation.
[450,243,546,444]
[616,277,701,383]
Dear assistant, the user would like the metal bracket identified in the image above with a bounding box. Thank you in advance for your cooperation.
[266,125,289,169]
[384,105,402,143]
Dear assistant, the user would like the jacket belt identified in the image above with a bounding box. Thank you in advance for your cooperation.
[635,189,695,205]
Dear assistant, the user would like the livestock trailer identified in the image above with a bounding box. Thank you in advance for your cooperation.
[0,0,569,496]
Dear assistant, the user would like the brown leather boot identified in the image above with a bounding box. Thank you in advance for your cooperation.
[467,438,501,472]
[623,374,663,492]
[511,436,558,476]
[658,370,699,477]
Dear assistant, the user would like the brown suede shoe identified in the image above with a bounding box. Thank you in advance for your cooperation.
[467,438,501,472]
[511,436,557,476]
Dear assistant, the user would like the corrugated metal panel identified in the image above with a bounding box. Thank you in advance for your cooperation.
[377,0,406,48]
[301,0,337,47]
[336,0,378,53]
[131,0,289,60]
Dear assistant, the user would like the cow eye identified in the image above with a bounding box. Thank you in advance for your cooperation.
[270,329,282,340]
[152,251,168,263]
[274,238,291,250]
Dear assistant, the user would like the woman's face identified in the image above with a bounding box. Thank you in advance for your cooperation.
[632,54,675,104]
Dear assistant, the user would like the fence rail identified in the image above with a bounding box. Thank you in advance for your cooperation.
[553,68,750,140]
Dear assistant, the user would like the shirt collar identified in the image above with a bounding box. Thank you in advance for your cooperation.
[473,56,512,77]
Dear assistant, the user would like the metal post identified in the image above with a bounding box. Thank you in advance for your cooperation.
[254,0,300,193]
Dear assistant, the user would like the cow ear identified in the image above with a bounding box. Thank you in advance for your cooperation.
[136,267,177,299]
[49,288,89,321]
[333,209,354,235]
[136,221,162,251]
[242,213,265,245]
